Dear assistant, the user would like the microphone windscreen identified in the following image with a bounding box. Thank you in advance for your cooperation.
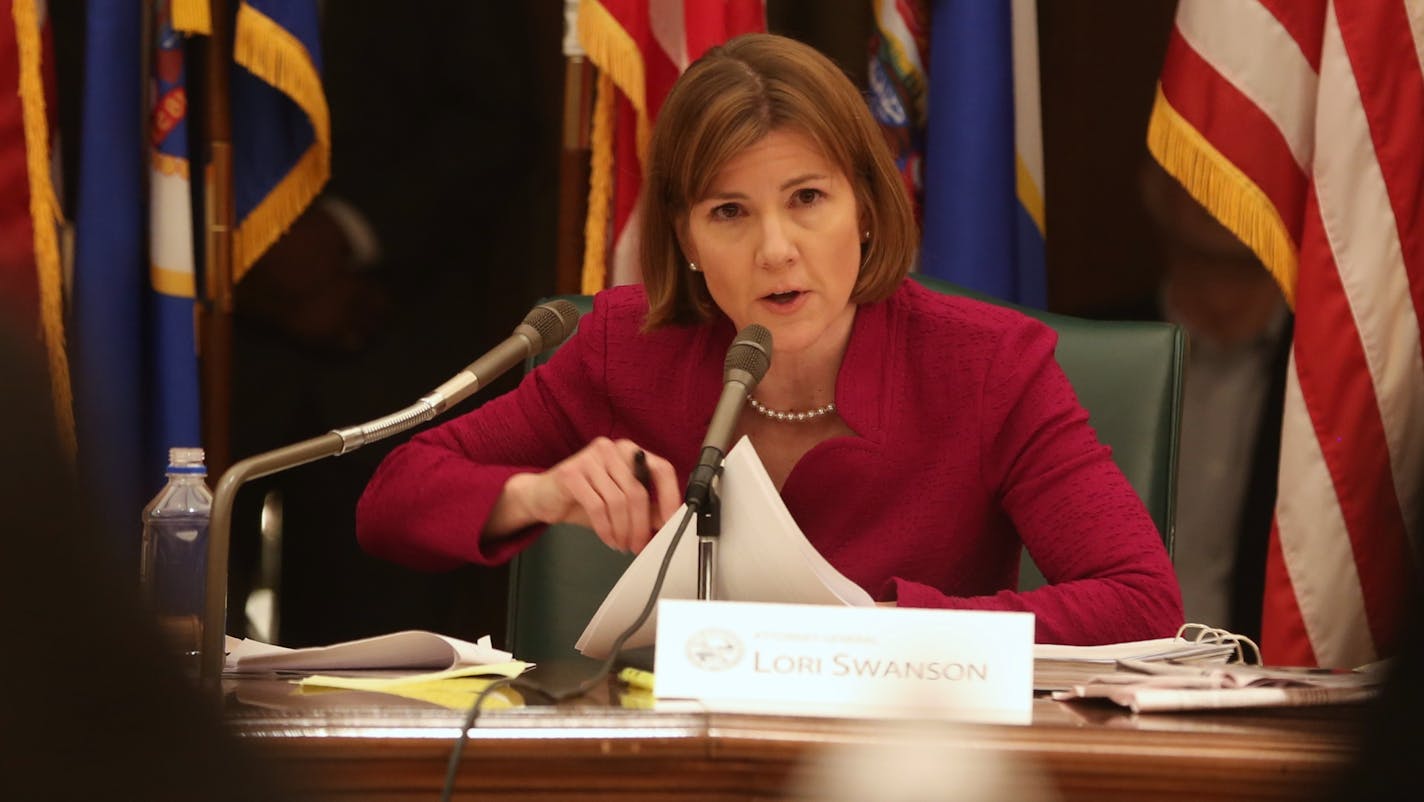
[725,323,772,383]
[522,300,582,351]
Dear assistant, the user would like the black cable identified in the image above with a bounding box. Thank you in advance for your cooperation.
[555,504,698,701]
[437,504,699,800]
[438,676,514,802]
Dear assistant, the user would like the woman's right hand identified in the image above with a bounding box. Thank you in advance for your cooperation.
[495,437,680,554]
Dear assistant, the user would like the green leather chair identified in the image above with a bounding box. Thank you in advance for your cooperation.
[505,279,1185,662]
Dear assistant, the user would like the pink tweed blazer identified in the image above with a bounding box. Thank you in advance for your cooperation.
[358,280,1183,644]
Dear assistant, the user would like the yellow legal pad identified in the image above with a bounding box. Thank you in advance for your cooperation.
[296,661,532,711]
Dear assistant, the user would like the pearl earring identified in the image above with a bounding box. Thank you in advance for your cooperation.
[863,230,871,241]
[688,261,700,272]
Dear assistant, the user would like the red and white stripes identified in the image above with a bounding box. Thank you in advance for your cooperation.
[1151,0,1422,667]
[576,0,765,291]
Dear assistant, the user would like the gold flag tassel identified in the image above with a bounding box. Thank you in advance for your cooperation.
[575,0,654,292]
[171,0,212,34]
[11,0,76,459]
[581,71,616,294]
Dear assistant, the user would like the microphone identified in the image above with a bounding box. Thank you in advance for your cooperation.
[684,323,773,509]
[429,299,582,407]
[200,299,581,685]
[331,299,582,452]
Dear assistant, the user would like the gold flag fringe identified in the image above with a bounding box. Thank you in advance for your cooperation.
[11,0,76,460]
[172,0,212,35]
[576,0,652,291]
[1147,86,1298,309]
[230,1,330,283]
[577,0,651,159]
[582,72,616,295]
[151,150,191,180]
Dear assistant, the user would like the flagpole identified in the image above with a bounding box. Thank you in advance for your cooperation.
[556,55,593,296]
[199,0,233,480]
[556,1,592,295]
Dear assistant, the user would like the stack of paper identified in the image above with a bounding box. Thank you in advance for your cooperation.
[1032,638,1237,692]
[576,437,874,658]
[224,630,517,674]
[1051,659,1385,712]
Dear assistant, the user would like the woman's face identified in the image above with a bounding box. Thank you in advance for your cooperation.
[679,129,863,359]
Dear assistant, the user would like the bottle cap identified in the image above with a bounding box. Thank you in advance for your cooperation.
[169,447,206,467]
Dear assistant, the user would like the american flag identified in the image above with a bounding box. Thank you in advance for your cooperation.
[1149,0,1422,667]
[575,0,765,292]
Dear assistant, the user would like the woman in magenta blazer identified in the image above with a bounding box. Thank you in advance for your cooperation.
[357,34,1183,645]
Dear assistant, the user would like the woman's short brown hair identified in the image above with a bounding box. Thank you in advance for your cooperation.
[641,33,917,329]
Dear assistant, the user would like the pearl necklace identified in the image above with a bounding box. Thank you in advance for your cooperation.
[746,395,837,423]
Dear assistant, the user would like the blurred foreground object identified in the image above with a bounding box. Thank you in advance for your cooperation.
[787,721,1057,802]
[0,324,291,800]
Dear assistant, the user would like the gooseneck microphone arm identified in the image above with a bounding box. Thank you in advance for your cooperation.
[684,324,772,602]
[199,300,581,686]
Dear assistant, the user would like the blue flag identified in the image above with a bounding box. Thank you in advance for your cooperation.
[72,0,202,565]
[70,0,329,562]
[920,0,1046,307]
[231,0,329,281]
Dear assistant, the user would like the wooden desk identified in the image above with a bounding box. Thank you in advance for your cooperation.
[227,669,1361,801]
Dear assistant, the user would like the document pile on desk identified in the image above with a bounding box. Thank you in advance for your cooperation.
[1032,637,1237,693]
[224,630,519,674]
[225,631,531,712]
[1049,659,1385,712]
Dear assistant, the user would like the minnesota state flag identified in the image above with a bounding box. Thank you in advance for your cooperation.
[70,0,327,563]
[71,0,201,565]
[919,0,1046,307]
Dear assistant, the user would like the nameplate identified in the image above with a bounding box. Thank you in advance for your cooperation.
[653,600,1033,723]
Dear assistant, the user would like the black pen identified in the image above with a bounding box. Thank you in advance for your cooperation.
[632,449,652,491]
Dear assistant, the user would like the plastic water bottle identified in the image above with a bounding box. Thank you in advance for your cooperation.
[140,447,212,674]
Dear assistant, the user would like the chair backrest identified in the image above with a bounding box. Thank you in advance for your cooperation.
[506,283,1184,661]
[506,295,624,662]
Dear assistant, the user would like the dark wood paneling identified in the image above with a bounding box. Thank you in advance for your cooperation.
[1039,0,1180,315]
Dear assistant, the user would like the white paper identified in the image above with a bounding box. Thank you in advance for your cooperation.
[576,437,874,658]
[1033,637,1237,664]
[1030,637,1236,692]
[225,630,512,673]
[1051,659,1385,711]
